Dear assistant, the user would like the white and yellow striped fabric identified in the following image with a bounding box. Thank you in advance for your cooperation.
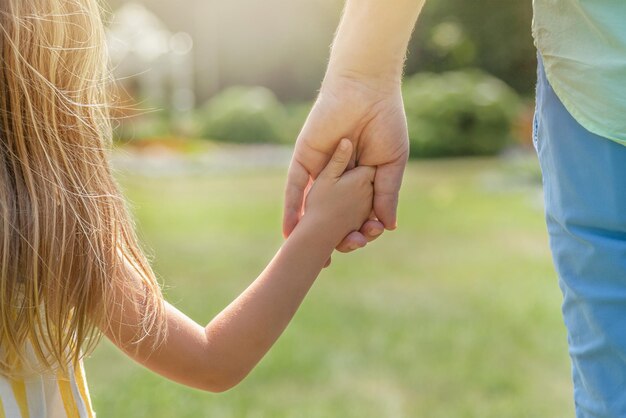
[0,360,94,418]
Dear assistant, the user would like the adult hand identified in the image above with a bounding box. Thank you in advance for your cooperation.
[283,73,409,254]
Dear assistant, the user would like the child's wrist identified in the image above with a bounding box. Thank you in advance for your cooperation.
[294,213,343,252]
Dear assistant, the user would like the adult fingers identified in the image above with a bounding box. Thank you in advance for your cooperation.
[360,219,385,241]
[319,139,353,180]
[373,161,406,230]
[283,160,310,238]
[335,231,368,253]
[336,219,384,252]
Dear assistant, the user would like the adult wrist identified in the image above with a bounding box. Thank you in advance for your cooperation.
[325,37,405,91]
[320,61,403,108]
[323,61,402,94]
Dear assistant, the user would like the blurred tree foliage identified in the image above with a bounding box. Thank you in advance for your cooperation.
[109,0,535,153]
[408,0,536,95]
[403,69,521,158]
[108,0,535,101]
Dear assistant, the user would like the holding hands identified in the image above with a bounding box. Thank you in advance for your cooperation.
[284,74,409,256]
[283,0,422,258]
[301,138,376,247]
[88,0,422,398]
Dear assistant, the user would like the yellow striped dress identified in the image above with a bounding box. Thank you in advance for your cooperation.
[0,360,94,418]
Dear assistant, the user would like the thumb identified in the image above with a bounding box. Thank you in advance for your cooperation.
[354,165,376,183]
[283,160,310,238]
[319,139,353,179]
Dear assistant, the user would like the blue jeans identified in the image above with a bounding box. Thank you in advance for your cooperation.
[535,56,626,417]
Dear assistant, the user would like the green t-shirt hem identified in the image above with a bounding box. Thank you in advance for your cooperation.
[542,61,626,148]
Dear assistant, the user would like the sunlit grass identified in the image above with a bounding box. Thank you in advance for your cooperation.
[86,158,573,417]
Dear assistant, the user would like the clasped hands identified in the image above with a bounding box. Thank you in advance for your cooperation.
[283,73,410,263]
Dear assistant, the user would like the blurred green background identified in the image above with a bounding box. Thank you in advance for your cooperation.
[105,0,535,154]
[90,160,572,417]
[89,0,574,416]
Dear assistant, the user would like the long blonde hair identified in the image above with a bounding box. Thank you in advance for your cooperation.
[0,0,165,376]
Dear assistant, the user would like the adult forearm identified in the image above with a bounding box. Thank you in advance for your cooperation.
[327,0,425,85]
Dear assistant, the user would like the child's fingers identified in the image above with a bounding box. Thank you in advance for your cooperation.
[319,138,353,179]
[345,165,376,183]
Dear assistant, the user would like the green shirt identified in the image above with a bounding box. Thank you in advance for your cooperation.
[532,0,626,144]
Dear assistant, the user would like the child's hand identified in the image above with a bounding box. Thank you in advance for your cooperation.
[301,139,375,246]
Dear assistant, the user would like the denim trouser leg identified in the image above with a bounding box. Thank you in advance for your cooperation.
[535,56,626,417]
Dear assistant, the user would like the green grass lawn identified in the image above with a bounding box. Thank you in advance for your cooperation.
[86,157,574,417]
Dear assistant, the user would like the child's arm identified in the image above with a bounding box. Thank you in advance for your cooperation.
[101,139,374,392]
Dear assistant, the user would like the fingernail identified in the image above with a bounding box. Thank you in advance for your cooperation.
[370,228,383,237]
[351,241,366,251]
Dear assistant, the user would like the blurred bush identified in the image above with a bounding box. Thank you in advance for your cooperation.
[198,86,311,143]
[199,86,288,144]
[198,86,311,144]
[283,101,312,143]
[403,69,521,158]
